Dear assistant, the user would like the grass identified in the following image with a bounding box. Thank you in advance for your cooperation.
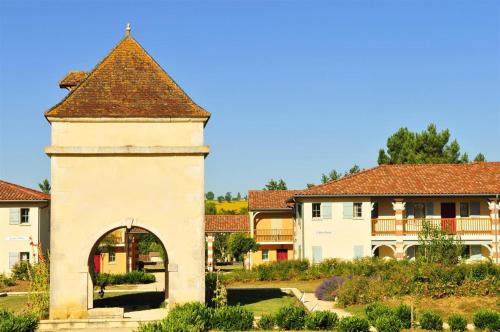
[343,295,500,321]
[215,262,244,272]
[0,295,29,313]
[227,288,301,317]
[207,200,247,213]
[227,279,322,293]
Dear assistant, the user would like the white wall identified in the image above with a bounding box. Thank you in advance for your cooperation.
[300,198,372,261]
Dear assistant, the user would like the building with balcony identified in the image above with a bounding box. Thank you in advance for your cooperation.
[289,162,500,263]
[0,180,50,275]
[248,190,300,267]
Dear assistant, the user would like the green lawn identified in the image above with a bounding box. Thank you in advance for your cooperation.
[0,295,29,313]
[227,279,322,293]
[215,262,244,272]
[227,288,301,317]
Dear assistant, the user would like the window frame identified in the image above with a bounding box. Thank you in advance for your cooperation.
[413,203,426,219]
[353,202,363,219]
[20,252,30,262]
[20,208,30,225]
[261,249,269,261]
[312,203,321,219]
[108,251,116,264]
[460,202,470,218]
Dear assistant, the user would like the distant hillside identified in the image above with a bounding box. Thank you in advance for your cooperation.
[207,200,248,214]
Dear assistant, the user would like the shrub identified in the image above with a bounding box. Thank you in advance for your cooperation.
[96,271,155,285]
[12,261,31,281]
[257,314,275,330]
[0,274,15,288]
[315,276,346,301]
[337,316,370,332]
[374,313,402,332]
[164,302,211,332]
[393,303,412,329]
[336,276,374,306]
[275,305,306,330]
[448,314,467,332]
[304,311,338,330]
[205,272,217,307]
[473,309,499,331]
[0,310,38,332]
[211,305,254,331]
[365,302,391,323]
[419,311,443,331]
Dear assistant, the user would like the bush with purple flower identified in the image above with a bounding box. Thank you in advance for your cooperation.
[315,275,347,301]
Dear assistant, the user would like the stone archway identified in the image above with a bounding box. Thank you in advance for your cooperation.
[372,244,396,259]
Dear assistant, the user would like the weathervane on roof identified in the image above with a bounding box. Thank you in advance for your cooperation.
[126,23,131,36]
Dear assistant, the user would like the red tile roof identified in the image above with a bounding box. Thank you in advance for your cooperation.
[248,190,301,210]
[46,35,210,120]
[205,215,249,233]
[0,180,50,201]
[59,71,88,89]
[296,162,500,197]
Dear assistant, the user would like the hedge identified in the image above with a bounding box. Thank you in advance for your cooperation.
[96,271,155,285]
[0,310,38,332]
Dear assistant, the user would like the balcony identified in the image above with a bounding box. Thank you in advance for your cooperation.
[371,218,493,236]
[254,229,293,242]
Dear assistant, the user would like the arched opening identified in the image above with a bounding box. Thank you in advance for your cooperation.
[372,245,395,259]
[405,245,420,261]
[87,226,169,316]
[464,244,491,261]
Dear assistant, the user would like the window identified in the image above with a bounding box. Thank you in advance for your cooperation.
[312,203,321,218]
[460,203,470,217]
[20,252,30,262]
[371,202,379,219]
[414,203,426,219]
[108,251,116,263]
[261,249,269,261]
[353,203,362,218]
[20,208,29,224]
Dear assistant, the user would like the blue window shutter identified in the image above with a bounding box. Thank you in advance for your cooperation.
[353,245,364,258]
[322,203,332,219]
[9,208,20,225]
[312,246,322,263]
[343,202,353,219]
[425,202,434,217]
[406,203,414,218]
[9,252,19,268]
[470,202,480,216]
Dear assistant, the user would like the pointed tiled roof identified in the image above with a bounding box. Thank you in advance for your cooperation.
[295,162,500,197]
[59,71,88,89]
[46,35,210,120]
[0,180,50,201]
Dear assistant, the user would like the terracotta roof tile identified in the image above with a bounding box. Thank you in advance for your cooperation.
[297,162,500,197]
[248,190,300,210]
[0,180,50,201]
[59,71,88,89]
[46,35,210,120]
[205,215,249,233]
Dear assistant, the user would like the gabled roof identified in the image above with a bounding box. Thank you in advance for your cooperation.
[0,180,50,201]
[248,190,300,210]
[295,162,500,197]
[46,34,210,120]
[205,215,249,233]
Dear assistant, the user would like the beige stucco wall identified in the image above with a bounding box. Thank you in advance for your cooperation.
[299,198,372,261]
[254,212,293,230]
[0,202,50,275]
[251,245,294,266]
[48,120,206,319]
[99,250,127,274]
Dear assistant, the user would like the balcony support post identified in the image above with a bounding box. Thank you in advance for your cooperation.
[488,199,500,263]
[206,234,215,272]
[392,199,406,260]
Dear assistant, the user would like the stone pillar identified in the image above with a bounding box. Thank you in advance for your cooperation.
[488,200,499,263]
[392,199,406,260]
[206,234,215,272]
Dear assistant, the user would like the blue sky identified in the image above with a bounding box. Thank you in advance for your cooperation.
[0,0,499,196]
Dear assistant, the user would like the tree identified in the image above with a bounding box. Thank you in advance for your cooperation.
[227,233,259,261]
[474,153,486,162]
[417,220,464,265]
[217,196,224,203]
[264,179,287,190]
[236,192,242,201]
[213,233,230,262]
[321,165,360,184]
[38,179,51,194]
[225,192,232,202]
[206,191,215,200]
[205,201,217,215]
[378,124,476,165]
[306,183,315,188]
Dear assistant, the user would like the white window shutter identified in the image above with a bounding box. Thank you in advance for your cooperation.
[343,202,353,219]
[9,208,20,225]
[9,252,19,268]
[312,246,322,263]
[354,245,364,258]
[322,203,332,219]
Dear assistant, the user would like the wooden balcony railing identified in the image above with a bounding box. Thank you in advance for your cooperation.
[254,229,293,242]
[371,218,493,236]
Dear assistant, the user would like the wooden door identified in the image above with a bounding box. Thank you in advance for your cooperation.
[440,203,456,234]
[277,249,288,261]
